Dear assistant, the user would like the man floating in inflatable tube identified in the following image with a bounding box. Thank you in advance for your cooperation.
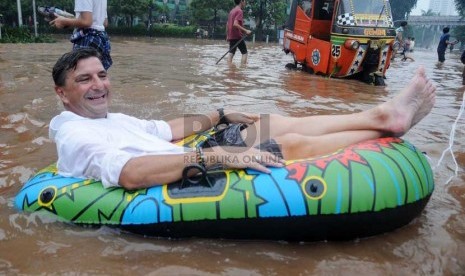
[50,48,436,190]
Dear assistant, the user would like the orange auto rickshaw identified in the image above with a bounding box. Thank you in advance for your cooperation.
[283,0,400,85]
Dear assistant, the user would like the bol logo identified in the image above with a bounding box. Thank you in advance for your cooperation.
[311,49,321,66]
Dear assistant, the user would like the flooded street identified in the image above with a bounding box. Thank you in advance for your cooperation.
[1,37,464,275]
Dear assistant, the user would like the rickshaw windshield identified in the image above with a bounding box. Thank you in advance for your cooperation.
[337,0,393,27]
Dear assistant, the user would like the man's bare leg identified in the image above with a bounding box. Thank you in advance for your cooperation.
[274,130,382,160]
[241,66,435,145]
[241,53,248,65]
[227,53,234,64]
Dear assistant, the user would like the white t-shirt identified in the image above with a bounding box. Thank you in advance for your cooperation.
[74,0,108,31]
[49,111,187,188]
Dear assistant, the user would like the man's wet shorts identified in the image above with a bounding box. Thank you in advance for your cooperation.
[202,124,283,159]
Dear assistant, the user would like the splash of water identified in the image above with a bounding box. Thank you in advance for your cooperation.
[435,90,465,184]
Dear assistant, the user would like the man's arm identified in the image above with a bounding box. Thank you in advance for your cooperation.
[167,111,220,141]
[119,146,283,190]
[167,110,259,141]
[50,11,92,29]
[233,20,252,36]
[120,111,280,190]
[119,152,197,190]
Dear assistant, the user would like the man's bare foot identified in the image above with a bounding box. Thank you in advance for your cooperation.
[412,78,436,127]
[377,66,435,136]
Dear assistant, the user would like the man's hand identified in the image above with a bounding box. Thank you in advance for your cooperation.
[245,29,252,36]
[207,147,284,174]
[223,110,259,125]
[49,15,67,29]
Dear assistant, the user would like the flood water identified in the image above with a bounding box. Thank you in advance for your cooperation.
[1,37,464,275]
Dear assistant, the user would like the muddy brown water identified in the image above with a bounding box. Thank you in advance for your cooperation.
[0,37,464,275]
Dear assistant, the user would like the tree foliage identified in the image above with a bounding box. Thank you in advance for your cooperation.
[421,9,439,16]
[0,0,73,26]
[0,0,155,27]
[246,0,287,41]
[455,0,465,16]
[189,0,229,29]
[0,1,18,25]
[0,0,287,39]
[189,0,287,38]
[111,0,152,26]
[389,0,417,22]
[452,0,465,47]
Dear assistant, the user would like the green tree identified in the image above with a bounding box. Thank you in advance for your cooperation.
[421,9,438,16]
[156,3,171,21]
[455,0,465,15]
[189,0,229,32]
[0,0,19,25]
[389,0,417,21]
[0,0,74,26]
[453,0,465,49]
[246,0,286,41]
[110,0,151,26]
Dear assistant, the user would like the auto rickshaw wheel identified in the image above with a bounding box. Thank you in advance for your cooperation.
[302,64,314,74]
[285,62,297,69]
[374,75,386,86]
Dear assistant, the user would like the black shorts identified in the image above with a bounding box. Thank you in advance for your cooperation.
[229,39,248,55]
[202,124,283,158]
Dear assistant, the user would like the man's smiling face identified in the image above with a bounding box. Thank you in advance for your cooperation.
[55,56,111,119]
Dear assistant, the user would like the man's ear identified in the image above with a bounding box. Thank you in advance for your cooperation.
[54,86,69,104]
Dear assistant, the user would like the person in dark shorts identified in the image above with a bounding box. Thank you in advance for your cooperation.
[49,48,436,190]
[437,27,454,64]
[226,0,252,65]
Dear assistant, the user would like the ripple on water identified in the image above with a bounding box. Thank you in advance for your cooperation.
[0,228,5,241]
[37,240,72,254]
[98,236,191,256]
[0,259,18,275]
